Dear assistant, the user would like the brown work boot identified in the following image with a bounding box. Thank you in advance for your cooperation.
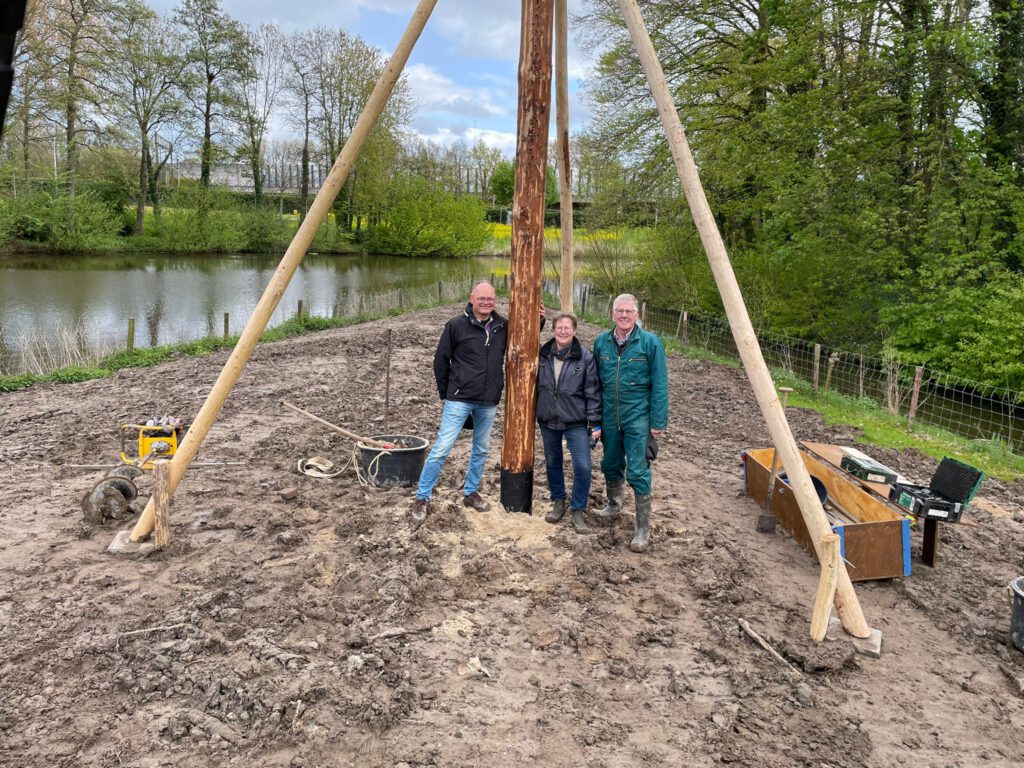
[411,498,429,527]
[463,492,491,512]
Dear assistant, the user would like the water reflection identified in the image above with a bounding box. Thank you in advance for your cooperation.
[0,253,509,374]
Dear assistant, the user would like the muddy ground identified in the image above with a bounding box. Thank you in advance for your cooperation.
[2,302,1024,767]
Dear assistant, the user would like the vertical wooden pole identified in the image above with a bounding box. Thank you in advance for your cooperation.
[297,299,304,318]
[682,311,689,346]
[812,343,821,392]
[125,0,439,543]
[223,312,230,340]
[126,319,135,353]
[908,365,924,429]
[153,459,171,549]
[859,353,865,399]
[383,328,393,432]
[555,0,574,313]
[500,0,555,514]
[640,301,647,326]
[615,0,870,638]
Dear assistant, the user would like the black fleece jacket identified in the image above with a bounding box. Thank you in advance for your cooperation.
[434,304,508,405]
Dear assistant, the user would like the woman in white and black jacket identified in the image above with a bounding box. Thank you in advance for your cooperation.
[536,312,602,532]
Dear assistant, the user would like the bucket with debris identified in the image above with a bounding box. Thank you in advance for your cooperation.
[358,435,428,488]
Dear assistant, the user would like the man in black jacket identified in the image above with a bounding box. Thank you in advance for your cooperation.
[411,281,508,525]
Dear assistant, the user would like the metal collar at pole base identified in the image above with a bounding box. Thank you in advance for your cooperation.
[500,469,534,514]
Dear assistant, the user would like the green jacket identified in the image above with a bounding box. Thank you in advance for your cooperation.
[593,325,669,431]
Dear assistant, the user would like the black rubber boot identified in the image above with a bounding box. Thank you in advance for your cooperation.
[545,498,566,524]
[630,494,652,552]
[593,480,626,520]
[571,507,589,533]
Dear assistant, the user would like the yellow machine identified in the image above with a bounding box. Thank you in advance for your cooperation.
[119,419,185,470]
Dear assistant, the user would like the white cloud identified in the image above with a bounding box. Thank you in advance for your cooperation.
[412,124,516,155]
[405,64,511,120]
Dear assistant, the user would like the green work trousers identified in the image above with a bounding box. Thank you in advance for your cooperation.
[600,419,651,497]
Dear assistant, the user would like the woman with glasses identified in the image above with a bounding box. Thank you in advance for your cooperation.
[536,311,602,532]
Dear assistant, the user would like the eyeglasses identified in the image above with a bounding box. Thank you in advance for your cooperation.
[613,308,637,315]
[474,297,496,303]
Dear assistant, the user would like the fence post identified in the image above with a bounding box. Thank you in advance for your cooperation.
[297,299,304,318]
[223,312,230,340]
[579,288,587,317]
[858,354,865,399]
[437,280,443,304]
[908,366,924,429]
[640,301,647,326]
[812,343,821,392]
[126,318,135,354]
[605,296,612,318]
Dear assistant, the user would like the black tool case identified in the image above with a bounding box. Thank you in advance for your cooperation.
[888,457,984,523]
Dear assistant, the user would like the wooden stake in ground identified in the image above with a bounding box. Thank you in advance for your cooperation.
[615,0,871,639]
[153,459,170,549]
[500,0,555,513]
[555,0,574,313]
[124,0,439,543]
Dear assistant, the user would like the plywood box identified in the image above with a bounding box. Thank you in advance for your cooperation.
[742,445,911,581]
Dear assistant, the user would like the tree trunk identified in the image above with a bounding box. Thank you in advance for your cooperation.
[135,134,149,236]
[201,73,213,187]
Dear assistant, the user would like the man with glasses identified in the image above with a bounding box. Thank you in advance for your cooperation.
[412,281,541,526]
[592,293,669,552]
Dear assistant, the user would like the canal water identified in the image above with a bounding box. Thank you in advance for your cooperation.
[0,252,509,374]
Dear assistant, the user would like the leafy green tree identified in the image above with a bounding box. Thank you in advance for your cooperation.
[488,159,558,208]
[100,0,187,235]
[490,160,514,206]
[175,0,253,188]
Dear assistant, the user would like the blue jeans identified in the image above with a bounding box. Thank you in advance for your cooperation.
[416,400,498,501]
[539,424,593,510]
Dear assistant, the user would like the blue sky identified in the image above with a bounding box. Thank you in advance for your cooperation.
[147,0,596,156]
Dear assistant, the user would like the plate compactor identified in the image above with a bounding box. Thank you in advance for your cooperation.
[82,418,186,524]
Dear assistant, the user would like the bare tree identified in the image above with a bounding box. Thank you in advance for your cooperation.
[234,22,282,203]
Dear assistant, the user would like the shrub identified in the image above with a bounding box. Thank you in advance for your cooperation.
[365,175,490,257]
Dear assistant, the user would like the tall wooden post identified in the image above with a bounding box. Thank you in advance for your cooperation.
[124,0,439,543]
[555,0,574,312]
[616,0,870,638]
[500,0,555,513]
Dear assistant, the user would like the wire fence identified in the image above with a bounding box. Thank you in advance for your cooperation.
[565,284,1024,454]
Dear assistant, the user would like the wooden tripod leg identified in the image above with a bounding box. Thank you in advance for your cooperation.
[810,534,840,641]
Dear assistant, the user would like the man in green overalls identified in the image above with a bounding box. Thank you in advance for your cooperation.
[592,293,669,552]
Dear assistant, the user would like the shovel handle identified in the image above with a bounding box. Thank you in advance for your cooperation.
[281,401,391,449]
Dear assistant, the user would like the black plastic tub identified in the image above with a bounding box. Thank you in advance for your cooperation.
[358,434,428,488]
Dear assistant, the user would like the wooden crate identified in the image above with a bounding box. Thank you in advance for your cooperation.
[742,445,911,581]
